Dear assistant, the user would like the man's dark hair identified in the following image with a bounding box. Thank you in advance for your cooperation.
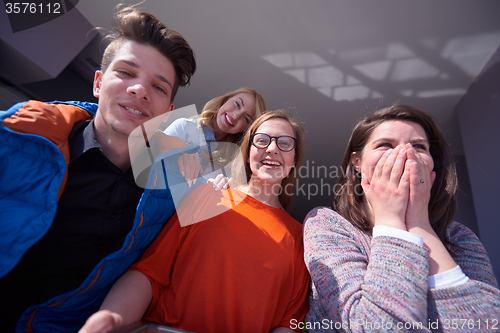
[101,5,196,102]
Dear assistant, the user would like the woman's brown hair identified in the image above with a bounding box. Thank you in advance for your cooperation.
[235,110,306,210]
[333,104,457,248]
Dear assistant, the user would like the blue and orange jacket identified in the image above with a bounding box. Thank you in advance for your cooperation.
[0,101,201,333]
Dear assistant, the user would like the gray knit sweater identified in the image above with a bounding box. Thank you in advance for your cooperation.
[303,207,500,332]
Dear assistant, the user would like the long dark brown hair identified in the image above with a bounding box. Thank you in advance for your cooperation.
[333,104,458,248]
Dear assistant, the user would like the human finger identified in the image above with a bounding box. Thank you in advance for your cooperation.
[388,145,407,186]
[188,153,204,185]
[405,157,432,229]
[407,146,431,186]
[406,147,433,215]
[208,174,230,191]
[359,169,371,195]
[182,153,205,187]
[371,148,393,183]
[177,154,194,187]
[176,155,186,178]
[217,174,230,190]
[400,159,411,192]
[78,310,123,333]
[183,154,196,187]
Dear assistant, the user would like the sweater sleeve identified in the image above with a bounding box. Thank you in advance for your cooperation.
[304,208,500,332]
[304,207,431,332]
[426,222,500,326]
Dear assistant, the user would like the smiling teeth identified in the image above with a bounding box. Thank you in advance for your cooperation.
[225,114,234,126]
[125,106,143,115]
[262,160,280,166]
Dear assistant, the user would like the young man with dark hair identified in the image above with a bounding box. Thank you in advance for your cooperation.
[0,6,196,332]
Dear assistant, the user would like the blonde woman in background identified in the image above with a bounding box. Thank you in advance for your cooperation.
[163,87,266,187]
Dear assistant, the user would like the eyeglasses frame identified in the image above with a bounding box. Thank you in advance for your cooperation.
[250,133,298,152]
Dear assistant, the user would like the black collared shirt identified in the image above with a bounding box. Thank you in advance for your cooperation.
[0,120,144,328]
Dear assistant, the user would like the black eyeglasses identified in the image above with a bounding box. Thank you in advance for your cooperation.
[251,133,297,152]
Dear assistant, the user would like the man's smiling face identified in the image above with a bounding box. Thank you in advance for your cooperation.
[93,40,176,139]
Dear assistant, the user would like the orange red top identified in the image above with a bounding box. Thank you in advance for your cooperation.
[131,185,309,333]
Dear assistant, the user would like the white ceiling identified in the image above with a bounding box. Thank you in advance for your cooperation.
[76,0,500,216]
[4,0,500,218]
[73,0,500,156]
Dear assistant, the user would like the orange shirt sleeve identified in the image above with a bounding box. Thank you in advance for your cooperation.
[130,212,184,312]
[130,184,226,313]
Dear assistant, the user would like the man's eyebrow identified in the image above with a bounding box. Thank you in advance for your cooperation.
[156,74,173,89]
[117,59,138,68]
[116,60,173,89]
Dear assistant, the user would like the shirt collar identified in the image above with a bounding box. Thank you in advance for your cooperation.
[69,119,102,162]
[202,124,216,143]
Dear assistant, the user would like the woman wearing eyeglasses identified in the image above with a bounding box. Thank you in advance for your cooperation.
[79,110,310,333]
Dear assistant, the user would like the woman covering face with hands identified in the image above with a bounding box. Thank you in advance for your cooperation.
[353,120,436,236]
[303,105,499,332]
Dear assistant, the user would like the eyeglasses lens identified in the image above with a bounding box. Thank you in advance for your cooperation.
[252,134,295,152]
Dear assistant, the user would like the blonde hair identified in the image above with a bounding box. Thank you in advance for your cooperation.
[198,87,266,144]
[198,87,266,167]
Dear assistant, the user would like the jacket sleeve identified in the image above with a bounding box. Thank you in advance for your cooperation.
[0,101,93,279]
[1,100,93,199]
[2,100,93,149]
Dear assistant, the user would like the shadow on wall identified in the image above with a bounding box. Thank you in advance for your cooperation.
[262,32,500,102]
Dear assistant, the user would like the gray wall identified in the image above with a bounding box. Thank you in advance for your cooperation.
[457,46,500,280]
